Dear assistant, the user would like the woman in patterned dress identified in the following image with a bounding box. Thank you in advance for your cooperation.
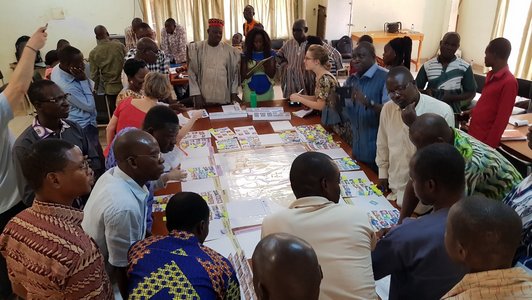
[288,44,337,110]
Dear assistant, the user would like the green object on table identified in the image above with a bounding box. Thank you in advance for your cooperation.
[250,91,257,108]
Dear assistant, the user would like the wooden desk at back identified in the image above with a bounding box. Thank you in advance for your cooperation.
[151,100,379,236]
[351,30,424,71]
[502,113,532,161]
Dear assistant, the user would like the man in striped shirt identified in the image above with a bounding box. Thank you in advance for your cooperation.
[0,139,112,299]
[415,32,476,113]
[277,19,315,98]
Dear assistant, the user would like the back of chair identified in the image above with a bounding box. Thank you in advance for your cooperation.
[497,147,532,178]
[473,73,486,94]
[336,36,353,59]
[0,69,4,85]
[517,78,532,99]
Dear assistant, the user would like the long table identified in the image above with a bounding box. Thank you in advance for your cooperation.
[151,100,379,236]
[351,30,424,71]
[502,113,532,162]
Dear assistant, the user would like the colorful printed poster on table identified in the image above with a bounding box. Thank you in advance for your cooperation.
[238,136,262,149]
[340,176,383,197]
[184,165,221,181]
[215,138,241,152]
[306,140,340,150]
[233,126,258,138]
[367,209,400,230]
[182,130,211,140]
[278,131,302,144]
[209,127,236,140]
[296,124,333,143]
[334,157,361,171]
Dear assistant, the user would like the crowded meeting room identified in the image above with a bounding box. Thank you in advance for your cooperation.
[1,0,532,299]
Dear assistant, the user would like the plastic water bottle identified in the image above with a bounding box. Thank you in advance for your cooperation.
[410,24,415,32]
[363,26,367,34]
[250,91,257,108]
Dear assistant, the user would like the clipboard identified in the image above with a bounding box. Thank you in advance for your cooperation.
[246,56,274,78]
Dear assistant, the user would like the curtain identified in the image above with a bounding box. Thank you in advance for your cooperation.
[143,0,296,43]
[514,4,531,80]
[490,0,509,39]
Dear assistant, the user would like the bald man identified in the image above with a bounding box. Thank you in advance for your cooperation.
[398,113,522,222]
[261,152,377,300]
[442,196,532,299]
[376,66,454,214]
[126,37,170,74]
[252,233,322,300]
[277,19,315,98]
[415,32,476,113]
[89,24,126,114]
[125,18,143,50]
[468,38,518,147]
[82,129,164,299]
[342,42,389,171]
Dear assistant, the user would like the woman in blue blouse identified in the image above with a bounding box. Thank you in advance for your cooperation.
[240,29,276,102]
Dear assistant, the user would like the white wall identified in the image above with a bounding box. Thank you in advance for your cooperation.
[0,0,143,81]
[456,0,498,69]
[325,0,353,40]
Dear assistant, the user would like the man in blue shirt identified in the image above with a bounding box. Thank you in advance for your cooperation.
[343,42,388,172]
[127,192,240,299]
[51,46,103,162]
[372,143,467,300]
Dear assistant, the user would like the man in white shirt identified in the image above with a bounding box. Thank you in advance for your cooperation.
[261,152,377,300]
[376,66,454,213]
[0,25,47,300]
[82,129,164,299]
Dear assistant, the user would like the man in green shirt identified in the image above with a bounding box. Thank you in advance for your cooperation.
[399,113,522,222]
[89,25,126,114]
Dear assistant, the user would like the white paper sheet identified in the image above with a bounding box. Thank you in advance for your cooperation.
[376,275,390,300]
[205,218,227,242]
[270,121,295,132]
[317,148,350,159]
[226,199,272,229]
[234,227,262,259]
[181,178,218,193]
[180,156,212,169]
[258,133,284,146]
[204,235,236,258]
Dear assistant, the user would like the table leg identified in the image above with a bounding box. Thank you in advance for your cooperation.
[416,39,423,71]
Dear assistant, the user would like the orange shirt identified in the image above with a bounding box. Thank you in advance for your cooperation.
[244,19,258,36]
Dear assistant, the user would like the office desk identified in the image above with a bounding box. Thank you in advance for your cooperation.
[502,113,532,161]
[151,100,380,236]
[169,73,189,86]
[351,30,424,71]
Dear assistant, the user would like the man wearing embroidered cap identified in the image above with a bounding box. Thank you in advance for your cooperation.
[188,18,241,108]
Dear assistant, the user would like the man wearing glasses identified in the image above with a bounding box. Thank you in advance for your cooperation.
[376,66,454,215]
[13,79,103,208]
[82,129,165,300]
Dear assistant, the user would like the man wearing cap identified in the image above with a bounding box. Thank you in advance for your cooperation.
[188,18,241,108]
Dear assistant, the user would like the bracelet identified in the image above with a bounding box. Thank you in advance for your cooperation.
[25,45,38,53]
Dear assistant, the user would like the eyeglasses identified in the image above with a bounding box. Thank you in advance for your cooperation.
[388,82,413,98]
[41,93,71,103]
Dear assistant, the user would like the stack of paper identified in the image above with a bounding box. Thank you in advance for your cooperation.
[209,111,248,120]
[246,107,284,116]
[279,131,302,144]
[252,111,291,121]
[501,129,527,141]
[188,109,209,118]
[296,124,333,143]
[184,166,221,181]
[221,102,243,112]
[307,140,340,150]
